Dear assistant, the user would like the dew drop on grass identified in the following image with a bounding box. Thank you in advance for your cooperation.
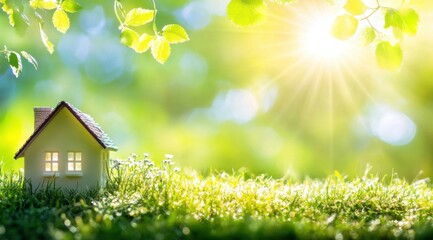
[327,214,336,224]
[393,228,402,237]
[69,226,77,233]
[182,226,190,235]
[64,219,71,227]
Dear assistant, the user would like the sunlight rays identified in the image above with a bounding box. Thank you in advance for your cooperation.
[244,0,382,172]
[261,1,374,118]
[300,15,349,60]
[198,0,387,172]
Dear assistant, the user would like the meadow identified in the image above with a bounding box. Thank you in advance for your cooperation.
[1,154,433,239]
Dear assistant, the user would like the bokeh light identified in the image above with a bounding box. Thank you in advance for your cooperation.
[58,34,91,66]
[368,106,417,146]
[208,89,259,124]
[176,1,212,30]
[79,6,107,35]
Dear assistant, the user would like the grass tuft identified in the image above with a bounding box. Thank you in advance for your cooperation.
[0,155,433,239]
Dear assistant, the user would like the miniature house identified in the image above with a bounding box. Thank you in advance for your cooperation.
[14,101,118,190]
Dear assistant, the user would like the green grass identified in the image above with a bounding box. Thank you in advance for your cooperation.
[1,155,433,239]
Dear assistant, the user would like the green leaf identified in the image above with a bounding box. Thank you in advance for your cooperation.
[30,0,57,10]
[331,14,359,40]
[120,27,139,48]
[52,9,70,33]
[151,36,171,64]
[344,0,366,16]
[61,0,82,13]
[227,0,267,27]
[20,51,38,69]
[39,23,54,54]
[124,8,154,27]
[1,0,29,33]
[133,33,155,53]
[162,24,189,44]
[400,8,419,36]
[375,41,403,71]
[8,51,22,78]
[362,27,376,45]
[1,3,14,26]
[384,9,403,29]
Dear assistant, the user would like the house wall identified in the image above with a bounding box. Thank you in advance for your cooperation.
[24,107,107,191]
[100,150,109,188]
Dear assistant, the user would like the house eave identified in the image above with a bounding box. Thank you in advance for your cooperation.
[14,101,118,159]
[105,146,119,152]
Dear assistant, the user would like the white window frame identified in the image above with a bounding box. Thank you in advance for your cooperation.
[43,152,59,177]
[66,152,83,177]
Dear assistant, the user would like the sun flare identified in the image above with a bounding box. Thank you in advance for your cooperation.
[300,14,350,61]
[250,1,373,123]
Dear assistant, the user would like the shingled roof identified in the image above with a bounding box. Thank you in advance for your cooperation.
[15,101,118,159]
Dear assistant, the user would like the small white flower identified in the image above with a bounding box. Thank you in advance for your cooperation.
[111,159,121,168]
[146,172,154,179]
[144,159,151,163]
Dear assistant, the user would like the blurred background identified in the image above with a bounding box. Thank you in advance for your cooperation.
[1,0,433,179]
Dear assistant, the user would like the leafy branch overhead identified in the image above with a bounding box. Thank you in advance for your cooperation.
[1,47,38,78]
[0,0,81,77]
[331,0,419,71]
[0,0,420,77]
[0,0,188,78]
[115,0,189,64]
[226,0,420,71]
[30,0,82,52]
[227,0,295,27]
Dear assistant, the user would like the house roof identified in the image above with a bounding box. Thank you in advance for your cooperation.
[14,101,118,159]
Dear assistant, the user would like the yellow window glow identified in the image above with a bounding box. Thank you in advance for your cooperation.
[76,152,82,161]
[67,152,82,171]
[45,163,51,171]
[68,162,74,171]
[76,162,82,171]
[52,163,58,171]
[68,152,74,161]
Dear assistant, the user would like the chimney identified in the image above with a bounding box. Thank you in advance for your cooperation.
[34,107,53,130]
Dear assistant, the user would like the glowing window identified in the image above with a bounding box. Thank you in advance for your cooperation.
[67,152,82,171]
[45,152,59,172]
